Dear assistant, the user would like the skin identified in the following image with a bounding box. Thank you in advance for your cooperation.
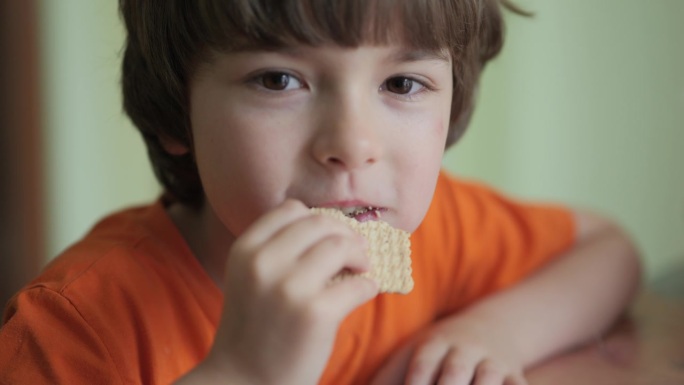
[169,44,452,285]
[171,43,642,385]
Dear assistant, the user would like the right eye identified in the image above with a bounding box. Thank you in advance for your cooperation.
[255,72,303,91]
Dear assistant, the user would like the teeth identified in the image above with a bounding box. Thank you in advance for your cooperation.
[340,206,374,217]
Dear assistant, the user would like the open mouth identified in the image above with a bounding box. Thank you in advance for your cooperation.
[339,206,378,217]
[337,206,383,221]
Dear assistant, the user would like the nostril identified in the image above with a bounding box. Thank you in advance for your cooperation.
[323,154,376,168]
[326,157,344,166]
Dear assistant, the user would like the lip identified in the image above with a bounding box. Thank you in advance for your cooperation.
[316,200,377,209]
[314,200,388,213]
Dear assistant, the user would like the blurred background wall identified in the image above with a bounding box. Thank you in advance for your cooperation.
[444,0,684,283]
[28,0,684,290]
[40,1,159,263]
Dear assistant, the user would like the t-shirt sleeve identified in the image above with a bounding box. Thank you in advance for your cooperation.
[0,287,123,385]
[411,171,576,316]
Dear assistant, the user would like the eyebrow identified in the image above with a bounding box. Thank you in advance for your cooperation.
[389,49,451,64]
[247,46,451,64]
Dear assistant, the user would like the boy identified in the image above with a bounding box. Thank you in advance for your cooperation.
[0,1,641,384]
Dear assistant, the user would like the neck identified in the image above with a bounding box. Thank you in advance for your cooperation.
[166,200,234,289]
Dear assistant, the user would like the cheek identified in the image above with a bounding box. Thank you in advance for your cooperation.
[395,117,448,232]
[194,96,293,177]
[191,105,299,232]
[415,118,447,190]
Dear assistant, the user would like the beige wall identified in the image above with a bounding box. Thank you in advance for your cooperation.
[40,1,684,281]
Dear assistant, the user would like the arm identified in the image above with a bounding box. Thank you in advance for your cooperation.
[372,210,642,385]
[457,210,642,367]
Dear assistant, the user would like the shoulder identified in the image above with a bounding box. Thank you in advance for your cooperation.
[415,170,577,268]
[1,201,220,383]
[28,200,218,316]
[425,170,575,236]
[5,202,186,330]
[412,170,577,310]
[34,202,176,292]
[0,284,126,385]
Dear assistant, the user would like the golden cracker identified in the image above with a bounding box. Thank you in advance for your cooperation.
[310,208,413,294]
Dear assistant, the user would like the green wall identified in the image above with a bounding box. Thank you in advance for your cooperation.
[40,1,159,257]
[444,0,684,280]
[41,1,684,281]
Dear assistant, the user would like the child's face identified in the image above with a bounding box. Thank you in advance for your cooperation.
[187,43,453,236]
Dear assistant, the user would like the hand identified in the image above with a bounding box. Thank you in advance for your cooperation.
[371,315,528,385]
[200,200,379,385]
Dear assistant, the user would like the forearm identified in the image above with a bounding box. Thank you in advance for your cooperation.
[452,216,641,369]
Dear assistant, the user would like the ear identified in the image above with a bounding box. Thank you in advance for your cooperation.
[159,136,189,156]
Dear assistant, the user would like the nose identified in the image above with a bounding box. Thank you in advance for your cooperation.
[311,94,384,171]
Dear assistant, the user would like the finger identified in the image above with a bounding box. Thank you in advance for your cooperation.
[309,275,379,322]
[255,214,364,280]
[226,200,310,287]
[435,347,477,385]
[405,341,450,385]
[285,233,369,295]
[473,360,505,385]
[369,341,415,385]
[503,373,529,385]
[235,206,364,286]
[236,199,310,251]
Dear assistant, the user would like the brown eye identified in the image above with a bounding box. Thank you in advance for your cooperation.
[385,77,413,94]
[261,72,291,90]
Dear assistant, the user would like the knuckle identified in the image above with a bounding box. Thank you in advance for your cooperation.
[281,199,305,212]
[408,359,429,378]
[275,277,301,302]
[412,342,433,359]
[409,342,441,369]
[228,239,251,268]
[302,297,333,324]
[246,249,270,281]
[325,233,348,249]
[503,374,527,385]
[476,360,503,378]
[441,359,469,378]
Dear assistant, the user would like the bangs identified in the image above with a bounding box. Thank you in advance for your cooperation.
[196,0,480,55]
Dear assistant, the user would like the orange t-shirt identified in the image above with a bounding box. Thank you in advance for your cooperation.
[0,171,574,385]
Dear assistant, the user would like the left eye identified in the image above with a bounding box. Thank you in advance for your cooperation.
[384,77,424,95]
[258,72,303,91]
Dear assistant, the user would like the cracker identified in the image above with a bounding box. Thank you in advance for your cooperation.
[310,208,413,294]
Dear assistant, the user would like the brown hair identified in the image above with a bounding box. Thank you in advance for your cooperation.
[119,0,525,206]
